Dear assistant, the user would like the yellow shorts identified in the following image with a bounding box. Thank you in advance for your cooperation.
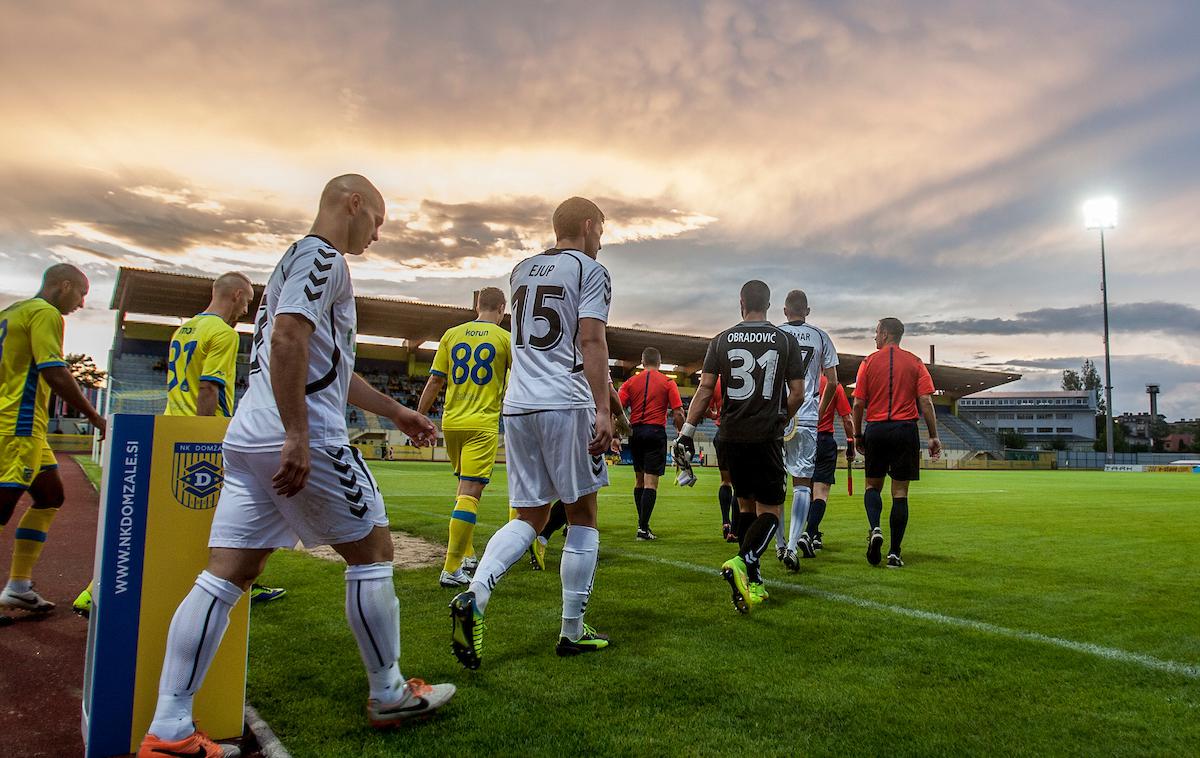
[444,429,498,484]
[0,435,58,490]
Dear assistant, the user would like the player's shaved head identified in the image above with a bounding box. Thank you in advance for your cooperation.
[552,196,605,240]
[213,271,252,297]
[740,280,771,315]
[311,173,386,257]
[320,173,383,211]
[42,263,87,289]
[476,287,506,312]
[784,289,809,314]
[642,347,661,367]
[38,262,89,314]
[879,317,905,341]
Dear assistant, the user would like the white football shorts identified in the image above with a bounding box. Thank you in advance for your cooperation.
[502,407,609,507]
[209,445,387,549]
[783,423,818,479]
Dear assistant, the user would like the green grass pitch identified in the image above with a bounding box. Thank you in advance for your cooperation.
[235,463,1197,755]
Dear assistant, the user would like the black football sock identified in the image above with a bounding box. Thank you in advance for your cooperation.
[718,484,733,525]
[633,487,645,529]
[739,513,779,584]
[540,500,568,540]
[640,489,657,530]
[889,498,909,555]
[864,488,883,530]
[807,498,827,537]
[736,509,753,548]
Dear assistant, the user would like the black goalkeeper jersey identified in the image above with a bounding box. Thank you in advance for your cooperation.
[702,320,805,443]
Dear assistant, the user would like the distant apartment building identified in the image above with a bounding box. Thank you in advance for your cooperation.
[958,390,1097,450]
[1115,412,1160,447]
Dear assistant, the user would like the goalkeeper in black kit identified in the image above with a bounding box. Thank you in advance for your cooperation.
[675,281,804,614]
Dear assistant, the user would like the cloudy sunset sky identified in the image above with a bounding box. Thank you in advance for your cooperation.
[2,1,1197,417]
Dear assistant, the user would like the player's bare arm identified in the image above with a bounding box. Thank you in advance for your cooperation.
[580,317,613,455]
[685,372,716,429]
[671,406,685,434]
[919,394,941,459]
[195,381,220,416]
[785,376,806,420]
[609,383,631,437]
[270,313,314,497]
[348,374,437,447]
[416,373,447,417]
[40,365,107,439]
[674,371,715,459]
[841,411,857,461]
[815,365,837,422]
[851,396,866,440]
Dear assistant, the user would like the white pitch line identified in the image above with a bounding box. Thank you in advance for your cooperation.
[391,505,1199,680]
[609,550,1200,681]
[246,704,293,758]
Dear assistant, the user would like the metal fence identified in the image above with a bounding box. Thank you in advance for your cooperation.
[1055,451,1195,469]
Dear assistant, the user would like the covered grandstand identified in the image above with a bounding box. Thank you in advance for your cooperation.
[107,267,1020,453]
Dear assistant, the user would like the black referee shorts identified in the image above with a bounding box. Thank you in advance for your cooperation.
[863,420,921,481]
[812,431,839,485]
[714,438,786,506]
[629,424,668,476]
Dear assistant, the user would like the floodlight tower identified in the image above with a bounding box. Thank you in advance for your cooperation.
[1083,197,1118,463]
[1147,384,1160,447]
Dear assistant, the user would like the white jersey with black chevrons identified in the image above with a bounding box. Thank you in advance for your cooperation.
[224,234,357,452]
[503,248,611,412]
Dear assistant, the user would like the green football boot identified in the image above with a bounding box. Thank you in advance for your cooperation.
[555,623,610,656]
[720,556,752,614]
[748,581,768,605]
[449,591,485,670]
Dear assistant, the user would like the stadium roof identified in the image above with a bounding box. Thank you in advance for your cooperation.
[964,390,1091,399]
[111,267,1020,397]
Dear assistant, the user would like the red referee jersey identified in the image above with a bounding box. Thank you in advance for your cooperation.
[852,346,935,422]
[817,374,852,433]
[619,368,682,426]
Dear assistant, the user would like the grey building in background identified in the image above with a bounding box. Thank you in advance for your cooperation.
[958,390,1098,450]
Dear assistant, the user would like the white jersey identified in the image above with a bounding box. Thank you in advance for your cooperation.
[503,248,611,411]
[224,235,357,452]
[778,320,838,427]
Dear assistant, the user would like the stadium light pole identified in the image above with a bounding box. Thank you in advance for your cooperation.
[1083,197,1118,464]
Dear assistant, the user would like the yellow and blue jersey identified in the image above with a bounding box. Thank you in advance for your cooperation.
[0,297,66,438]
[165,314,239,417]
[430,321,511,431]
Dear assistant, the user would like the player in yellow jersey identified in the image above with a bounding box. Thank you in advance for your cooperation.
[0,264,106,625]
[164,273,253,417]
[417,287,511,588]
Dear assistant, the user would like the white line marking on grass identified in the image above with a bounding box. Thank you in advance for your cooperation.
[610,550,1200,681]
[394,505,1198,680]
[246,704,292,758]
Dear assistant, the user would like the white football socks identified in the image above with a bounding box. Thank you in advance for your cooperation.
[148,571,242,741]
[559,525,599,641]
[469,518,536,615]
[345,562,405,702]
[788,486,812,551]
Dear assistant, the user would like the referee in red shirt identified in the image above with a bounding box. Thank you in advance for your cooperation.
[851,318,941,568]
[618,347,684,540]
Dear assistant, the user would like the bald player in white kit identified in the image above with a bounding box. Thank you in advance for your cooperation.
[138,176,454,758]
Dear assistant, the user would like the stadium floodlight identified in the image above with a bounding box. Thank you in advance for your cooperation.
[1082,196,1118,230]
[1083,196,1118,463]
